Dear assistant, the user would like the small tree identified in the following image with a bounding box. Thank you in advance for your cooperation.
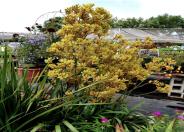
[46,4,175,101]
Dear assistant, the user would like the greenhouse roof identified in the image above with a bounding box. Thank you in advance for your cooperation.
[0,32,27,40]
[108,28,184,44]
[1,28,184,44]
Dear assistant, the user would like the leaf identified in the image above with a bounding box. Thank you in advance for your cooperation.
[73,79,106,94]
[165,119,175,132]
[123,124,130,132]
[31,123,44,132]
[129,101,144,112]
[63,120,79,132]
[114,117,122,125]
[55,125,62,132]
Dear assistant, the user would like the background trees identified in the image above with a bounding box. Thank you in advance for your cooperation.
[110,14,184,28]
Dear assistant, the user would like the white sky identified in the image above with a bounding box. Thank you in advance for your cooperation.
[0,0,184,32]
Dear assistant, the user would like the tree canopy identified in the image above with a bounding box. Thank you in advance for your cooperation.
[110,14,184,28]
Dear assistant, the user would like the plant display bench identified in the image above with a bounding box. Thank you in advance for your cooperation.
[168,74,184,98]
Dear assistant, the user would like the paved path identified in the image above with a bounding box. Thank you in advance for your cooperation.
[123,96,184,116]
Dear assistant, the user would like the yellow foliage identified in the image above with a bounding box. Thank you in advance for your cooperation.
[151,80,171,93]
[46,4,175,101]
[146,58,175,73]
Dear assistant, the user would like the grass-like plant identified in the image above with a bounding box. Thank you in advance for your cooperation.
[0,46,51,131]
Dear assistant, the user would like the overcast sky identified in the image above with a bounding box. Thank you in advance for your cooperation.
[0,0,184,32]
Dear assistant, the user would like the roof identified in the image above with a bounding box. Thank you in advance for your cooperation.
[1,28,184,44]
[0,32,27,40]
[109,28,184,44]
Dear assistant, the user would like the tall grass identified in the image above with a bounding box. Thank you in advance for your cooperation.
[0,46,51,131]
[0,46,112,131]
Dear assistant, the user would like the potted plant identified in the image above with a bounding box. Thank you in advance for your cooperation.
[16,34,48,82]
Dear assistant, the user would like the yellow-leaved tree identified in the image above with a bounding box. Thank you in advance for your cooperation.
[46,4,175,101]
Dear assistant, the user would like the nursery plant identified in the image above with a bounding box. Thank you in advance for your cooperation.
[16,35,49,67]
[46,4,175,102]
[159,47,184,70]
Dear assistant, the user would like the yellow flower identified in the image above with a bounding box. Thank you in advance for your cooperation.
[46,4,175,102]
